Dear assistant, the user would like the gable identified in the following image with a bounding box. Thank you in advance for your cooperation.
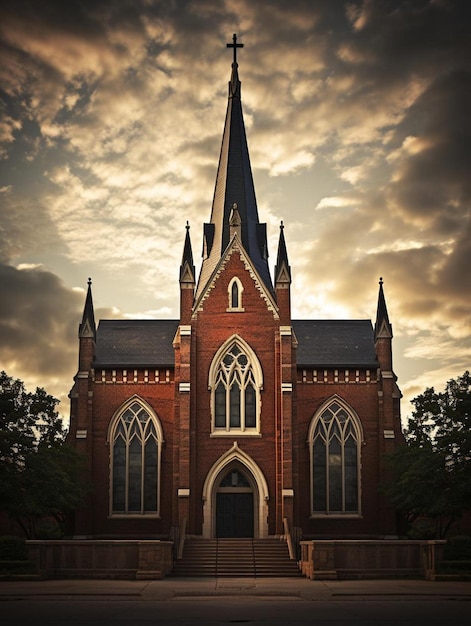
[193,236,279,319]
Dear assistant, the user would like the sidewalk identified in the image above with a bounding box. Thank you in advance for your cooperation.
[1,577,470,601]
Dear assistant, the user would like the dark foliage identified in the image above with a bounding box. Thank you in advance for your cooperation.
[0,371,91,538]
[382,371,471,538]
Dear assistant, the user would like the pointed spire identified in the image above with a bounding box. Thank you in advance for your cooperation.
[180,221,195,284]
[275,221,291,285]
[196,34,273,299]
[374,277,392,340]
[79,277,96,340]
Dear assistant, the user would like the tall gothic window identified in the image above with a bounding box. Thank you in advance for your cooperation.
[309,399,361,515]
[210,337,262,433]
[109,399,162,515]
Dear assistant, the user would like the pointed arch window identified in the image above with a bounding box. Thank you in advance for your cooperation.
[227,277,244,311]
[109,400,162,516]
[308,399,361,516]
[210,338,262,434]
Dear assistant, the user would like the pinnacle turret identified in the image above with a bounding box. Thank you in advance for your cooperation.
[180,221,195,284]
[275,221,291,286]
[79,278,96,340]
[374,277,392,340]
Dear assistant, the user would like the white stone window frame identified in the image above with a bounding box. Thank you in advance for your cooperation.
[226,276,245,312]
[307,395,363,518]
[209,335,263,436]
[107,395,164,518]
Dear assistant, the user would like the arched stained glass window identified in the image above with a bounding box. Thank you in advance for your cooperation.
[309,400,361,515]
[109,400,162,515]
[211,339,261,433]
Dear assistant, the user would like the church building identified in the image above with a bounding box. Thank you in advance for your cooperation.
[67,36,403,544]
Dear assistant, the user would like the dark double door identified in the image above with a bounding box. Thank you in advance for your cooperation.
[216,493,254,538]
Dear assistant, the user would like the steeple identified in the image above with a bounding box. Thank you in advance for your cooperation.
[374,277,392,340]
[79,278,96,341]
[195,34,272,299]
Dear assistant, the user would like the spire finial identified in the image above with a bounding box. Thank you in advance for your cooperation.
[227,33,243,65]
[87,277,92,287]
[280,220,284,230]
[379,276,383,286]
[186,220,190,231]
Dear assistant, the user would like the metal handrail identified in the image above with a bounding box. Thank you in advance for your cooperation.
[283,516,295,560]
[177,517,187,559]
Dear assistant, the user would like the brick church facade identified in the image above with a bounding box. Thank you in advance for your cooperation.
[67,37,403,543]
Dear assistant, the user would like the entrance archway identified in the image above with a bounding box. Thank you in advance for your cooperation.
[201,442,269,539]
[216,467,254,538]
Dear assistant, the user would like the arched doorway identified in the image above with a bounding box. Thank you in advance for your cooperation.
[201,442,269,539]
[216,467,254,538]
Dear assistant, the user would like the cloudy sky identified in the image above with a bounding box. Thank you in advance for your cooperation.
[1,0,469,426]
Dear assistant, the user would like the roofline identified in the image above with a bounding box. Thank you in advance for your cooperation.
[296,362,379,368]
[93,362,175,369]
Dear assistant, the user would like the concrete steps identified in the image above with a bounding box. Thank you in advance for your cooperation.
[217,538,255,577]
[172,538,301,578]
[172,539,218,577]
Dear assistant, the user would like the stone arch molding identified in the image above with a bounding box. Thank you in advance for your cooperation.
[106,394,164,443]
[201,442,269,538]
[307,394,364,443]
[208,334,263,390]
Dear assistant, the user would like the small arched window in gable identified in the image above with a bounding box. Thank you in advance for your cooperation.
[308,399,361,516]
[227,277,244,311]
[109,399,162,516]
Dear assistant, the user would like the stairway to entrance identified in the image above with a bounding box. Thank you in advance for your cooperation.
[171,538,302,578]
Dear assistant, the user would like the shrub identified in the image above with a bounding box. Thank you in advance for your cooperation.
[0,535,27,560]
[444,535,471,561]
[35,518,63,539]
[407,519,436,540]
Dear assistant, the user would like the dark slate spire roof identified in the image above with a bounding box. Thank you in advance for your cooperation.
[275,221,291,285]
[79,278,96,340]
[180,221,195,283]
[374,277,393,340]
[195,34,273,299]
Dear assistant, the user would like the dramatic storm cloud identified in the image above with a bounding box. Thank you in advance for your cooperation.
[0,0,469,422]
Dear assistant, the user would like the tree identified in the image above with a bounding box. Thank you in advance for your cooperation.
[0,371,90,538]
[382,371,471,539]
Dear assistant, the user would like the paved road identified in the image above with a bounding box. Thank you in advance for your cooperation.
[1,577,470,626]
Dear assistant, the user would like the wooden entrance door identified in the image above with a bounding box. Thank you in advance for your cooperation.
[216,492,254,538]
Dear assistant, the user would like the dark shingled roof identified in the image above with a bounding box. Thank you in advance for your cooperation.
[93,318,378,369]
[292,320,378,368]
[94,319,179,367]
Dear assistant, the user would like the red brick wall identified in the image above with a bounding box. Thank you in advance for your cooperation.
[190,250,282,535]
[69,246,402,539]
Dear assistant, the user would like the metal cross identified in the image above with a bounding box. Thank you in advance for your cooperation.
[227,33,243,64]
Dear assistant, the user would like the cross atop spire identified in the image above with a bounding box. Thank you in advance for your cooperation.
[227,33,243,64]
